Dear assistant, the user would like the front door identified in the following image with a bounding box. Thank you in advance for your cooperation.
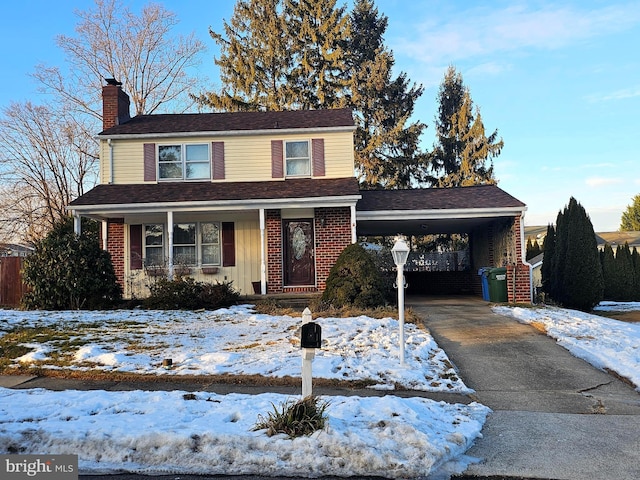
[283,219,315,286]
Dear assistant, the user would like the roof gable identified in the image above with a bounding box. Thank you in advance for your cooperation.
[99,108,355,136]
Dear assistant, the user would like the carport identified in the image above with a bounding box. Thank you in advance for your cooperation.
[356,184,532,303]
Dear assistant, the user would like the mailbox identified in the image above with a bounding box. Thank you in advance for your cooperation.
[301,322,322,349]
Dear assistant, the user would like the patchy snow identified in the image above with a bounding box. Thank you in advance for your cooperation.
[0,304,489,478]
[0,388,489,478]
[0,305,470,392]
[493,302,640,391]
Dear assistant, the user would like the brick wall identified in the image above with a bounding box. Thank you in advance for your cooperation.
[266,210,282,293]
[106,219,125,288]
[314,207,352,291]
[507,264,531,303]
[265,207,352,294]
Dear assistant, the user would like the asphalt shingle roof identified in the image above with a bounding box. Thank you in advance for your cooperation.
[356,184,526,211]
[69,177,360,207]
[99,108,355,136]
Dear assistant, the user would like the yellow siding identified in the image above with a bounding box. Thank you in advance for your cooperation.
[124,212,262,298]
[105,130,355,184]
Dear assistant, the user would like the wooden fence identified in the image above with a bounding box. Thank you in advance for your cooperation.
[0,257,27,307]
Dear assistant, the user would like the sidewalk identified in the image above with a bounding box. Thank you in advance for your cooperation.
[409,296,640,480]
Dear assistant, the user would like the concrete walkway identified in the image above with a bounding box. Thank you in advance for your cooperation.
[409,296,640,480]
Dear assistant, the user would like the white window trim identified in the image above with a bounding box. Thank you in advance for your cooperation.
[285,139,311,178]
[158,143,211,181]
[142,222,222,267]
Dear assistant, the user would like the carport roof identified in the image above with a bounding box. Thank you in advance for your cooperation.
[356,184,527,236]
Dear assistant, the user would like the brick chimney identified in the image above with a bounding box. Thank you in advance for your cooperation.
[102,78,131,131]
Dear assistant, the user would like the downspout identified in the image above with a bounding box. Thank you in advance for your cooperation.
[260,208,266,295]
[108,139,114,184]
[350,205,357,244]
[102,220,108,251]
[73,212,81,235]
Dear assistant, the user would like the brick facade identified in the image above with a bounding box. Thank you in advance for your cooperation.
[314,207,352,291]
[507,215,532,303]
[265,207,352,294]
[106,218,125,288]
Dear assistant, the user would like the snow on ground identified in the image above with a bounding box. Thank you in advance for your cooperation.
[0,388,489,478]
[494,302,640,391]
[0,305,488,478]
[0,305,470,392]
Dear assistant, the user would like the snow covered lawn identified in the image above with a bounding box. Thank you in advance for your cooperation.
[1,305,469,392]
[0,305,488,478]
[494,301,640,391]
[0,388,489,478]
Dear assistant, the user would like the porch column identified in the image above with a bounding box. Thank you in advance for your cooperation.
[102,220,108,250]
[350,205,357,243]
[259,208,267,295]
[167,211,174,279]
[73,213,81,235]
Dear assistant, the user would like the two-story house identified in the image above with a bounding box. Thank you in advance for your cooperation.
[69,79,533,303]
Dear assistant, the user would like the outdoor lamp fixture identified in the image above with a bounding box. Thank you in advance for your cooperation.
[391,235,410,365]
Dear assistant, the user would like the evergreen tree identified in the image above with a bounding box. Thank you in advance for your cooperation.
[632,247,640,301]
[345,0,427,188]
[550,207,568,304]
[559,197,604,311]
[541,224,555,297]
[601,243,618,300]
[620,194,640,231]
[194,0,292,111]
[286,0,350,109]
[616,243,635,301]
[198,0,428,189]
[526,236,541,260]
[431,66,503,187]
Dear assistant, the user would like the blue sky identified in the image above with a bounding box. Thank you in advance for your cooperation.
[1,1,639,232]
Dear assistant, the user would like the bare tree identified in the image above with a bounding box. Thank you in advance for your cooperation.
[33,0,206,118]
[0,102,97,241]
[0,0,206,242]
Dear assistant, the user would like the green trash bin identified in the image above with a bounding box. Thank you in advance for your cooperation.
[488,267,508,302]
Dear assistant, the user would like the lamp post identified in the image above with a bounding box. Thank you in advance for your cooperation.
[391,235,410,365]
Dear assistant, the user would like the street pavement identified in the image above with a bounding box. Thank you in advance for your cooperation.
[2,296,640,479]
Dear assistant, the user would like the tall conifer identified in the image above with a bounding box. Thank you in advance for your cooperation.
[541,224,555,297]
[601,243,617,300]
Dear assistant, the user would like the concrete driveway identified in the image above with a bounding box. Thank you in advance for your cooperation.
[409,296,640,480]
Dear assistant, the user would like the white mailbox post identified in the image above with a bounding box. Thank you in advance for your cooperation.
[300,307,321,397]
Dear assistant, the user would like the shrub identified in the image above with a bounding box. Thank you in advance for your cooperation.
[22,217,122,310]
[322,243,391,308]
[143,277,239,310]
[253,396,329,438]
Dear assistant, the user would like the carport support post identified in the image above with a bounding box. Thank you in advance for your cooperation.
[301,307,314,397]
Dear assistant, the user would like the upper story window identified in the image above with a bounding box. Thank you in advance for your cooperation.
[285,141,310,177]
[158,144,210,180]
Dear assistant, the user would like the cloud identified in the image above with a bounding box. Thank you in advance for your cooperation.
[587,86,640,102]
[394,3,640,66]
[585,177,624,187]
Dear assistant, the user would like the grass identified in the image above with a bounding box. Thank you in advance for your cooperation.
[253,396,330,438]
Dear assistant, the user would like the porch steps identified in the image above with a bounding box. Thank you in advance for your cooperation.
[242,293,319,311]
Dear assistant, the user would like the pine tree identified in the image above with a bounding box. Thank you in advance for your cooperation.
[286,0,350,109]
[198,0,428,189]
[431,66,503,187]
[616,243,635,301]
[541,224,555,298]
[620,194,640,231]
[550,207,568,304]
[559,197,604,311]
[601,243,618,300]
[632,247,640,301]
[345,0,427,188]
[193,0,292,111]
